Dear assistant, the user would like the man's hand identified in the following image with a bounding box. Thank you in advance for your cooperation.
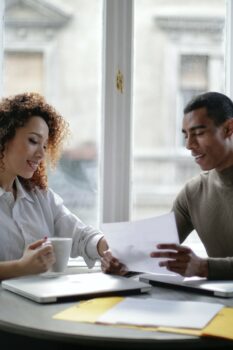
[101,249,128,275]
[150,243,208,278]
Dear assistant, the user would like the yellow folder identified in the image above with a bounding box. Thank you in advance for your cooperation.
[53,297,233,340]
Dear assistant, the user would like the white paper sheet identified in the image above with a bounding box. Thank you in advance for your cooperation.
[98,297,223,329]
[101,212,179,274]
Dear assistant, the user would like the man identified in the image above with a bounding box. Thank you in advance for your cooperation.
[102,92,233,280]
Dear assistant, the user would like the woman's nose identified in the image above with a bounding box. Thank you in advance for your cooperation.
[36,145,46,158]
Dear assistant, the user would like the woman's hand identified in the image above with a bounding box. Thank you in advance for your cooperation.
[18,238,55,275]
[101,249,128,276]
[150,243,208,278]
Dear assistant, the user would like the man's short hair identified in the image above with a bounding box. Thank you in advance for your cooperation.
[184,92,233,126]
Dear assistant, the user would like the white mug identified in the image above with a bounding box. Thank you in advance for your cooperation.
[48,237,72,273]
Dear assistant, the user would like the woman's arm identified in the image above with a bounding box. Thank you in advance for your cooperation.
[0,239,55,280]
[96,237,108,256]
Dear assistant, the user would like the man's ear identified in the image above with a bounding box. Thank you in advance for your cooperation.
[224,119,233,137]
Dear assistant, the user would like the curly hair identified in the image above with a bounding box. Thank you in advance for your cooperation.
[0,92,69,190]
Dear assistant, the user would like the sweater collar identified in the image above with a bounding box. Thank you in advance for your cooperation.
[215,165,233,186]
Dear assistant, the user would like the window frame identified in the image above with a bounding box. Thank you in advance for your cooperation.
[102,0,231,223]
[226,0,233,98]
[100,0,133,223]
[0,1,4,97]
[0,0,232,224]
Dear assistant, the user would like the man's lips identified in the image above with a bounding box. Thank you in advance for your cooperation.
[192,153,205,160]
[192,153,206,164]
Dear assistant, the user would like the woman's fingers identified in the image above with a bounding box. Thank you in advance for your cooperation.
[101,251,127,275]
[28,238,47,250]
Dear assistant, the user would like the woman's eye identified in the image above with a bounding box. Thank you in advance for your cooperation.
[29,138,38,144]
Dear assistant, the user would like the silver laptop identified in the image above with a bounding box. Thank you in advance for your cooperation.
[139,273,233,298]
[2,272,151,303]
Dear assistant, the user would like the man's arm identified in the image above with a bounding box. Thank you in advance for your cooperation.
[150,243,208,278]
[208,257,233,280]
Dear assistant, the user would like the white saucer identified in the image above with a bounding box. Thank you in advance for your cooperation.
[40,271,64,278]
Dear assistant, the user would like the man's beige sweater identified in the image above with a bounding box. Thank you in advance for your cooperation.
[173,166,233,279]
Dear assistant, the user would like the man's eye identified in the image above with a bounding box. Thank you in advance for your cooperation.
[194,131,204,136]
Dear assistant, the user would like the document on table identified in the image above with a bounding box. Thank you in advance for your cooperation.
[101,212,179,274]
[97,297,223,329]
[53,296,233,340]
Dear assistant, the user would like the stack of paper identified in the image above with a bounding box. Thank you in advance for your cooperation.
[54,296,233,340]
[101,212,179,274]
[97,297,222,329]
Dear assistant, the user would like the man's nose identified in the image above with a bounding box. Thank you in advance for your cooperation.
[185,135,195,150]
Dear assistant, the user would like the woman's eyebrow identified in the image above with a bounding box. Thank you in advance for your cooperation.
[28,132,43,138]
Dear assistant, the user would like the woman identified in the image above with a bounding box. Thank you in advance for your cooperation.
[0,92,108,280]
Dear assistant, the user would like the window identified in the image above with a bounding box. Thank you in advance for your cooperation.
[4,51,44,95]
[179,54,209,146]
[3,0,103,226]
[0,0,231,256]
[132,0,226,255]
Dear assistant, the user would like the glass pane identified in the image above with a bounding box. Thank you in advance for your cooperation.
[4,52,44,94]
[132,0,226,254]
[3,0,102,226]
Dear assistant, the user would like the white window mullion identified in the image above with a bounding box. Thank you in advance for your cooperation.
[101,0,133,223]
[0,0,4,98]
[225,0,233,98]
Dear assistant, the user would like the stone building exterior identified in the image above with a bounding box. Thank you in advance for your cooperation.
[2,0,226,234]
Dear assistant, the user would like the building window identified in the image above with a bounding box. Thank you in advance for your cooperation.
[4,51,44,95]
[132,0,226,255]
[3,0,103,226]
[179,54,209,146]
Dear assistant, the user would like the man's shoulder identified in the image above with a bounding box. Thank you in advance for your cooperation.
[173,171,214,213]
[184,171,210,192]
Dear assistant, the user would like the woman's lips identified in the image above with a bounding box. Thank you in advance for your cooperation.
[27,160,39,171]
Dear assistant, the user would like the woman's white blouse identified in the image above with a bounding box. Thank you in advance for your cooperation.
[0,178,103,268]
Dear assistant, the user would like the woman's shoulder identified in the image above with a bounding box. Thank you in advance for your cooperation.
[39,186,63,199]
[29,185,64,206]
